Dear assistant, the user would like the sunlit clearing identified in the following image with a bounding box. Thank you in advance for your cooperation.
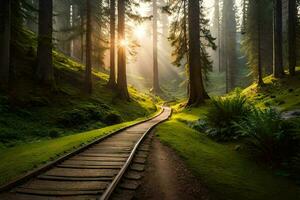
[119,39,129,47]
[134,25,146,39]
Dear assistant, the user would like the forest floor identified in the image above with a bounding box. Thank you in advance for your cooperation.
[153,70,300,200]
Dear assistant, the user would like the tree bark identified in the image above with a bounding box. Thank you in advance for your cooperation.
[117,0,129,99]
[0,0,11,86]
[186,0,206,106]
[108,0,116,88]
[152,0,161,94]
[80,8,85,63]
[37,0,54,86]
[85,0,92,94]
[257,0,264,85]
[288,0,296,76]
[273,0,284,78]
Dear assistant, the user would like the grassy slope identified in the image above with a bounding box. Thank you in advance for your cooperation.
[242,67,300,111]
[155,70,300,200]
[0,29,157,186]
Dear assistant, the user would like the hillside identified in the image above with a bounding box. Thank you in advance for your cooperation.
[0,29,157,147]
[242,67,300,111]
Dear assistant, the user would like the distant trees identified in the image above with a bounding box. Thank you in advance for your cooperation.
[242,0,273,84]
[222,0,237,92]
[0,0,11,85]
[36,0,54,86]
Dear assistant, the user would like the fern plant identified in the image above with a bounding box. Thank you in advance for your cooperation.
[235,108,300,164]
[205,93,251,141]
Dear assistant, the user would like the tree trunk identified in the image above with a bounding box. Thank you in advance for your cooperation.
[288,0,296,76]
[85,0,92,94]
[36,0,54,86]
[257,0,264,85]
[273,0,284,78]
[0,0,11,86]
[80,8,85,63]
[117,0,129,99]
[152,0,161,94]
[108,0,116,88]
[186,0,206,106]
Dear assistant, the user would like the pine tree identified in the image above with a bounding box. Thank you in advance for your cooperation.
[288,0,297,76]
[85,0,92,94]
[0,0,11,85]
[108,0,117,88]
[36,0,54,86]
[222,0,237,92]
[273,0,284,78]
[151,0,162,94]
[186,0,206,106]
[117,0,129,99]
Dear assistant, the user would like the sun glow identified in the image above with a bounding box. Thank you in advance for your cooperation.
[137,3,149,17]
[134,25,146,39]
[119,39,129,47]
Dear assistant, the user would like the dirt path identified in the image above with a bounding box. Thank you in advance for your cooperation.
[134,137,210,200]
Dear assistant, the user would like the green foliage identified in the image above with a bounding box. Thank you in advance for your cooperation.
[235,108,300,164]
[204,93,251,141]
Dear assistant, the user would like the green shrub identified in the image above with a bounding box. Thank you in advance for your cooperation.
[235,108,300,164]
[205,93,251,141]
[58,109,90,127]
[104,112,122,125]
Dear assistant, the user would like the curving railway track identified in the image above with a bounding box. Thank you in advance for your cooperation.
[0,107,171,200]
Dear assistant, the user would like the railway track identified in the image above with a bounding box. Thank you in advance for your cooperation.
[0,107,171,200]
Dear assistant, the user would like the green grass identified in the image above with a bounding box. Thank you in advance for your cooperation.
[0,110,161,186]
[155,105,300,200]
[242,67,300,111]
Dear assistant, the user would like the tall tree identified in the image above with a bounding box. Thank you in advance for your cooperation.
[212,0,220,72]
[256,0,264,85]
[107,0,117,88]
[0,0,11,85]
[186,0,206,106]
[117,0,129,99]
[222,0,237,92]
[85,0,92,93]
[36,0,54,85]
[152,0,161,94]
[288,0,297,76]
[273,0,284,78]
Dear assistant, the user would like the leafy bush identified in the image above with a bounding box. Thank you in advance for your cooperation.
[235,108,300,164]
[104,112,122,125]
[205,94,251,141]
